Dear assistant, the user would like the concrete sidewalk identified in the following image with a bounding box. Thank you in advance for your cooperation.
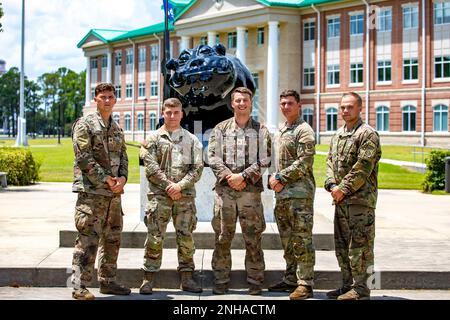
[1,183,450,295]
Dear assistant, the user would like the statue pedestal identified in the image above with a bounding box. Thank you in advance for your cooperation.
[140,167,275,222]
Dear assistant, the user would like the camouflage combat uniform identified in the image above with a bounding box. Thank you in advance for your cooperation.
[71,111,128,287]
[272,116,316,287]
[208,117,271,286]
[140,127,203,273]
[325,117,381,296]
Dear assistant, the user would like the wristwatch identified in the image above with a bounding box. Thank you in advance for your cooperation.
[241,171,249,181]
[274,173,282,181]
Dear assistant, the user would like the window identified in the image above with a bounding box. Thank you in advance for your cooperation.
[216,34,220,44]
[378,8,392,32]
[327,65,340,85]
[139,47,146,63]
[377,61,392,82]
[115,51,122,66]
[126,49,133,65]
[303,67,315,87]
[376,106,389,131]
[350,14,364,35]
[435,56,450,79]
[150,113,157,131]
[228,32,237,48]
[151,45,159,62]
[115,85,121,99]
[257,27,265,45]
[402,105,416,131]
[102,56,107,68]
[151,81,158,96]
[350,63,363,84]
[302,108,314,128]
[137,113,144,131]
[403,6,418,29]
[138,82,145,98]
[404,59,419,80]
[200,36,207,45]
[327,17,340,38]
[304,21,315,41]
[434,2,450,25]
[113,114,120,125]
[245,30,249,48]
[126,84,132,98]
[124,114,131,131]
[326,107,338,131]
[90,58,97,69]
[90,87,95,101]
[433,104,449,131]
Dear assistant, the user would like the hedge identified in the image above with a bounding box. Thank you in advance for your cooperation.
[0,147,41,186]
[422,150,450,192]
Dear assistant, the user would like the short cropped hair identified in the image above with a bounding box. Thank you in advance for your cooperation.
[162,97,182,111]
[231,87,253,101]
[342,92,362,107]
[279,89,300,103]
[95,83,116,97]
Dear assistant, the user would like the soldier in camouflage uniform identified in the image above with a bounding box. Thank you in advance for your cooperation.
[139,98,204,294]
[267,90,316,300]
[208,87,272,295]
[325,92,381,300]
[71,83,130,300]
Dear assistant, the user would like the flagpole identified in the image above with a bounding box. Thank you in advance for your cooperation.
[162,0,171,101]
[15,0,28,146]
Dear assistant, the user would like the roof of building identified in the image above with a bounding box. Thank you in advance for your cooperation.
[78,0,341,48]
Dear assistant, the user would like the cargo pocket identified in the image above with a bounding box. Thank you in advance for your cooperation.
[190,203,198,232]
[144,198,159,228]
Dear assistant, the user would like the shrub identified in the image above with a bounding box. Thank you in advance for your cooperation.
[0,147,41,185]
[422,150,450,192]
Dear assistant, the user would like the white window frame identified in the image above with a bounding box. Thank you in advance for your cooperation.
[227,32,237,49]
[401,103,417,132]
[112,113,121,126]
[124,113,132,132]
[138,82,146,98]
[402,5,419,29]
[303,21,315,41]
[150,112,157,131]
[434,1,450,25]
[302,106,314,128]
[327,64,340,86]
[433,103,449,132]
[257,27,265,45]
[137,112,144,132]
[126,48,133,65]
[377,60,392,84]
[377,7,392,32]
[375,103,390,132]
[403,58,419,82]
[434,56,450,81]
[350,13,364,36]
[150,81,158,97]
[303,67,315,89]
[350,63,364,86]
[115,51,122,66]
[327,16,340,38]
[115,85,121,99]
[325,106,338,132]
[125,83,132,100]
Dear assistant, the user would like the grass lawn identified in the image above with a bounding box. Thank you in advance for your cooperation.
[316,144,447,163]
[1,138,429,190]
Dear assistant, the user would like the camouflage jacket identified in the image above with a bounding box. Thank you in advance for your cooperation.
[140,127,203,198]
[72,111,128,196]
[271,116,316,200]
[325,118,381,208]
[208,117,272,193]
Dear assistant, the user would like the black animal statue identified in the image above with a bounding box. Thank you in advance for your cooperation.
[166,43,256,134]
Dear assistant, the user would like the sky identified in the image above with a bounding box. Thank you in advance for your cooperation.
[0,0,164,81]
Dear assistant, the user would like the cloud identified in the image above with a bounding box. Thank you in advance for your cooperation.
[0,0,163,80]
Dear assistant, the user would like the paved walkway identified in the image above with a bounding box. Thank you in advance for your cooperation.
[1,183,450,299]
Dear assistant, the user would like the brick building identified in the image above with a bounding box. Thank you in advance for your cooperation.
[78,0,450,147]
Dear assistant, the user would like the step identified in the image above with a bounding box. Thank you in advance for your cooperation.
[59,230,335,251]
[1,248,449,290]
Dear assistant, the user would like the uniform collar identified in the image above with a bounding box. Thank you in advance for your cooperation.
[231,117,253,131]
[95,111,112,129]
[281,116,303,133]
[339,117,363,137]
[158,126,184,142]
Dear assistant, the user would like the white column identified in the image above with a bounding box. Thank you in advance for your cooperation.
[106,50,112,83]
[236,26,246,64]
[180,36,191,51]
[266,21,279,132]
[85,56,91,105]
[208,31,217,47]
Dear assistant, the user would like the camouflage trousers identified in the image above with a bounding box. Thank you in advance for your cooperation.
[274,198,315,286]
[334,204,375,295]
[143,195,198,273]
[211,189,266,286]
[72,192,123,288]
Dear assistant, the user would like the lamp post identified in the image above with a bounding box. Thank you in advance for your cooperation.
[143,98,148,141]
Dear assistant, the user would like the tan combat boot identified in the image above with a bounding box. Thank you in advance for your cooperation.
[289,285,314,300]
[99,281,131,295]
[139,271,154,295]
[72,286,95,300]
[180,271,203,293]
[337,288,370,300]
